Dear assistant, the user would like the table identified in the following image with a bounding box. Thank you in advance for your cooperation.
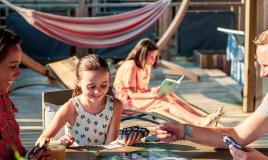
[64,141,268,160]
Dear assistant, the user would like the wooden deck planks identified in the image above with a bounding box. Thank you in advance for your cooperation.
[10,64,268,150]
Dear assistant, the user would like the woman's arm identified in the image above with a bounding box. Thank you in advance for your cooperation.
[233,112,268,146]
[225,112,268,160]
[36,100,75,144]
[105,98,123,144]
[157,111,268,148]
[186,111,268,148]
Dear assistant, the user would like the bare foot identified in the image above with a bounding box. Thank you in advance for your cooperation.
[198,108,223,126]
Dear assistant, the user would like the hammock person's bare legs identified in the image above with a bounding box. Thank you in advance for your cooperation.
[157,103,223,127]
[165,92,206,117]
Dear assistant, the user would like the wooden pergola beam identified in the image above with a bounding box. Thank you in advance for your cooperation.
[75,0,88,58]
[159,59,199,82]
[22,52,56,79]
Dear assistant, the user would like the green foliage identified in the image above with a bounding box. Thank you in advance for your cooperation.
[12,146,25,160]
[14,150,25,160]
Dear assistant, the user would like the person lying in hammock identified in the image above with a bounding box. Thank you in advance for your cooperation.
[113,38,223,126]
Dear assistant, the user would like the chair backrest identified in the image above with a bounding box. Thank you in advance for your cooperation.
[42,89,72,139]
[42,87,114,139]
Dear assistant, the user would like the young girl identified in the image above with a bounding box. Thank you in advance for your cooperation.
[37,54,141,147]
[113,38,222,126]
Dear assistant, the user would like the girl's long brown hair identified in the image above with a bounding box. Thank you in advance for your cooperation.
[125,38,159,69]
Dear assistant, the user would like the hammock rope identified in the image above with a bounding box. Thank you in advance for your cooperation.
[1,0,170,48]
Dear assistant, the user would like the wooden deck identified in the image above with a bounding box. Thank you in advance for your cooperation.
[10,59,268,150]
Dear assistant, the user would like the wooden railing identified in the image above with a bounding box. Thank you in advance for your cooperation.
[0,1,243,9]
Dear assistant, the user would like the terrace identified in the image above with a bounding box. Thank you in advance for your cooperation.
[1,0,268,159]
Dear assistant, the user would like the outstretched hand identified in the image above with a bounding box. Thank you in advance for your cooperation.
[27,138,51,160]
[229,145,268,160]
[58,134,75,148]
[150,86,160,98]
[151,87,160,93]
[28,150,51,160]
[156,123,183,143]
[118,132,142,145]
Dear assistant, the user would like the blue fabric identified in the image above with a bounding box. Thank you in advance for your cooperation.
[95,26,155,59]
[177,11,236,56]
[94,11,155,59]
[230,61,244,85]
[226,34,245,61]
[6,13,70,63]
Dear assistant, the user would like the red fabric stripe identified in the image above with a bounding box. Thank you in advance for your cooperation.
[32,0,163,24]
[32,2,169,48]
[33,5,160,35]
[33,3,163,38]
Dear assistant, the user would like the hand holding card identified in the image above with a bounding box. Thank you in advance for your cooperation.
[222,135,246,151]
[118,126,149,140]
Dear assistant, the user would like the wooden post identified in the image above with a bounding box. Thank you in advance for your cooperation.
[75,0,89,58]
[243,0,256,112]
[158,6,172,60]
[237,0,245,31]
[265,1,268,27]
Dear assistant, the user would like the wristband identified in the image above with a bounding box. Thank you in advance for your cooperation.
[180,124,192,140]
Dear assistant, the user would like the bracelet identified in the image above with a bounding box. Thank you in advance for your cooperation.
[180,124,187,140]
[180,124,192,140]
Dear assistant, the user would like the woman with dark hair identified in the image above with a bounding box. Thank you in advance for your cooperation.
[114,38,222,126]
[0,28,50,160]
[0,28,26,159]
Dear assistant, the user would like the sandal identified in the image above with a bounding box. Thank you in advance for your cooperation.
[199,107,224,127]
[207,107,224,127]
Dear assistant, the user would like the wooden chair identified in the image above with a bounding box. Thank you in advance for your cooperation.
[42,89,72,139]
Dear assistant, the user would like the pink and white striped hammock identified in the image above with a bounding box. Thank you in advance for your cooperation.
[1,0,198,82]
[1,0,170,48]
